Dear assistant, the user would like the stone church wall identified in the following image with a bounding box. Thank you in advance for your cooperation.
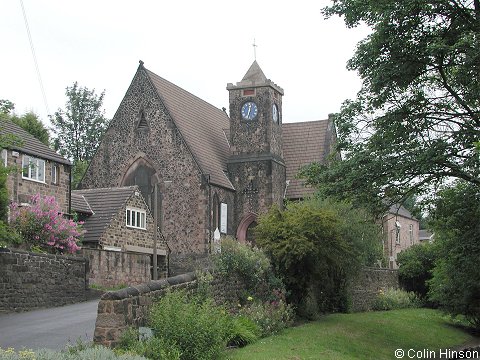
[80,69,209,262]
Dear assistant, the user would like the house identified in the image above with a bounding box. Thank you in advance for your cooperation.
[418,229,434,243]
[0,120,71,213]
[72,186,167,286]
[383,204,420,269]
[79,60,337,275]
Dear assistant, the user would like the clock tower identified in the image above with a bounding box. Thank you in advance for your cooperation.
[226,61,286,243]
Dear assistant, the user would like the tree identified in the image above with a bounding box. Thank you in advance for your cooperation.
[428,181,480,328]
[0,100,49,145]
[301,1,480,212]
[255,198,382,316]
[397,243,437,302]
[50,82,108,163]
[11,112,50,145]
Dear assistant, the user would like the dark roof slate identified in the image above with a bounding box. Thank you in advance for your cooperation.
[73,186,139,243]
[145,68,234,190]
[71,193,93,215]
[0,120,71,165]
[282,120,329,199]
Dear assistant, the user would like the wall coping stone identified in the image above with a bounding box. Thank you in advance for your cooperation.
[101,272,197,301]
[1,247,87,263]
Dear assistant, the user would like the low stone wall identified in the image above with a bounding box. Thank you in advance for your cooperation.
[0,248,88,312]
[82,249,154,288]
[94,272,197,347]
[350,267,399,312]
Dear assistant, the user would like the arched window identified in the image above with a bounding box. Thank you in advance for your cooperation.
[121,158,156,211]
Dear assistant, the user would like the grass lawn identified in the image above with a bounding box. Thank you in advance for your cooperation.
[223,309,476,360]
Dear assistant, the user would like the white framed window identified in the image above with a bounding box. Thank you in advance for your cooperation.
[126,208,146,229]
[1,149,7,167]
[22,155,45,182]
[51,164,59,184]
[409,224,414,245]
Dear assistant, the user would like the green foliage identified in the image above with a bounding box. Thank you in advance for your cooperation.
[255,198,382,315]
[372,288,422,311]
[0,346,147,360]
[227,316,261,348]
[50,82,108,163]
[212,238,278,299]
[428,181,480,329]
[118,329,181,360]
[0,167,10,222]
[72,159,89,190]
[11,112,49,145]
[300,1,480,213]
[0,221,23,248]
[397,243,437,301]
[238,299,294,338]
[148,290,231,360]
[0,100,15,114]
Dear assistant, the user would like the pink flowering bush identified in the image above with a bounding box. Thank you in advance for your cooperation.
[10,194,83,254]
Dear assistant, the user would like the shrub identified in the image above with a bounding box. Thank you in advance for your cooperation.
[213,238,272,295]
[372,288,422,311]
[227,315,260,348]
[397,243,437,301]
[148,290,230,360]
[0,346,147,360]
[10,194,83,254]
[0,221,22,248]
[238,299,294,337]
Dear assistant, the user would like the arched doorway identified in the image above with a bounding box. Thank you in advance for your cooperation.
[121,157,157,211]
[236,213,257,244]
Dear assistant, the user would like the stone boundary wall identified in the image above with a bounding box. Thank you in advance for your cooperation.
[350,267,399,312]
[94,272,197,347]
[82,249,152,288]
[0,248,88,312]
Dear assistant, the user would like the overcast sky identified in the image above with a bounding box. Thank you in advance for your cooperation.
[1,1,370,127]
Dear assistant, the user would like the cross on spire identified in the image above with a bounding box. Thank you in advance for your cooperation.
[252,38,258,61]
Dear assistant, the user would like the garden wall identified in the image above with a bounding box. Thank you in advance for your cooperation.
[82,249,153,288]
[350,267,399,312]
[0,248,88,312]
[93,271,249,347]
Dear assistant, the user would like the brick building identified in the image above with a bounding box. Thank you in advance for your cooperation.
[80,61,336,274]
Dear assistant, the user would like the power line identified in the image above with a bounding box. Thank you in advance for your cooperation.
[19,0,50,116]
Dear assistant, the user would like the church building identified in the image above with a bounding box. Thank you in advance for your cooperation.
[80,60,336,274]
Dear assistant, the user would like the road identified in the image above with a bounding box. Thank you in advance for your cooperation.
[0,300,99,350]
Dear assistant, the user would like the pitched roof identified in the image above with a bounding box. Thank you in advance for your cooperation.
[242,61,267,83]
[71,193,93,215]
[72,186,141,243]
[145,68,234,190]
[0,120,71,165]
[282,120,330,199]
[388,204,417,220]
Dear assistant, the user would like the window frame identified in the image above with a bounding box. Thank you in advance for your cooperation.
[22,155,45,183]
[126,207,146,230]
[51,163,59,185]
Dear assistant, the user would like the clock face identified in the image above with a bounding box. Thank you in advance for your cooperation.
[272,104,279,124]
[241,101,258,120]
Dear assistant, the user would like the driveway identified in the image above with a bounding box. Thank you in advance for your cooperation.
[0,300,99,350]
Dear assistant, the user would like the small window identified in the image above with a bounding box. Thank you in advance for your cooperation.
[126,208,146,229]
[51,164,59,184]
[22,155,45,182]
[1,149,7,167]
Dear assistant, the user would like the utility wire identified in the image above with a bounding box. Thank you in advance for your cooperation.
[19,0,50,116]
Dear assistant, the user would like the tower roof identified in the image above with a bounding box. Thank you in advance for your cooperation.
[227,61,284,94]
[242,60,267,83]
